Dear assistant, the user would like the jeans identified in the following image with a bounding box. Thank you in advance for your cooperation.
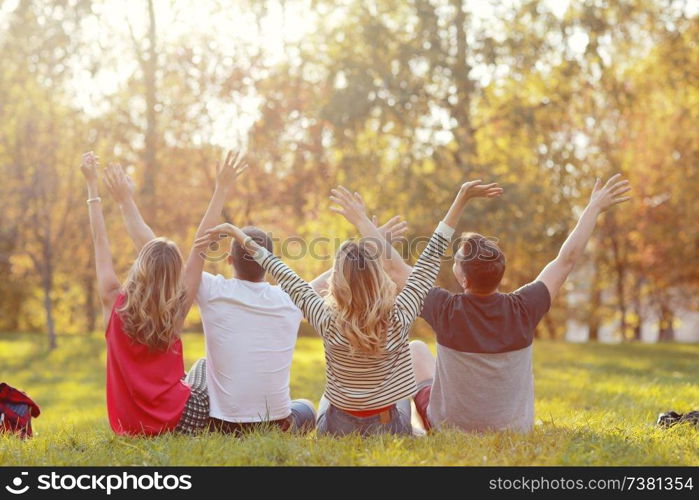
[316,395,412,437]
[208,399,316,435]
[288,399,317,432]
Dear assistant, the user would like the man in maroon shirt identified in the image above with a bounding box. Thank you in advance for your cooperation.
[410,174,631,432]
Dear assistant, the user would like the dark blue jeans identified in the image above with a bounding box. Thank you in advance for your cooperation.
[316,395,412,436]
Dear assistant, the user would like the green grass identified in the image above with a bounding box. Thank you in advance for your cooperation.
[0,332,697,466]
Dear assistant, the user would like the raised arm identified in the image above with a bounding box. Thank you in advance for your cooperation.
[392,180,503,327]
[104,163,156,250]
[313,189,409,292]
[81,152,121,325]
[182,150,247,310]
[537,174,631,300]
[330,186,412,288]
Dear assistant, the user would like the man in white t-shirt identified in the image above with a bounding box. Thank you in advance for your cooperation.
[196,226,317,433]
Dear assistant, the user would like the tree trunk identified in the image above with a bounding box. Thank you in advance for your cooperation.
[632,318,642,341]
[609,230,628,340]
[41,261,57,350]
[543,313,557,340]
[141,0,159,218]
[632,279,644,341]
[36,214,58,349]
[616,280,628,340]
[658,304,675,342]
[451,0,476,155]
[588,256,602,341]
[84,274,96,334]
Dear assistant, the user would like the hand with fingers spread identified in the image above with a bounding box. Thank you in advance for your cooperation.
[80,151,100,184]
[104,163,135,204]
[329,185,414,287]
[330,186,408,242]
[588,174,632,212]
[216,150,248,191]
[329,186,371,228]
[443,179,503,229]
[373,215,409,244]
[103,161,156,248]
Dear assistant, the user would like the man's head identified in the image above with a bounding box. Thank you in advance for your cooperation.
[452,232,506,294]
[227,226,273,282]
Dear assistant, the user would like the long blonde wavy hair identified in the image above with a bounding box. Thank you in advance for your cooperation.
[117,238,187,352]
[326,240,397,355]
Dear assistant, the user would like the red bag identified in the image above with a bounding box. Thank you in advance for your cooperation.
[0,383,40,438]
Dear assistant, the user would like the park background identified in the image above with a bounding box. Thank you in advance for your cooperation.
[0,0,698,465]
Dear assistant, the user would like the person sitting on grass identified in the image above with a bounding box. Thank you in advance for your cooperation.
[103,154,403,435]
[337,174,631,433]
[80,150,245,436]
[194,181,501,436]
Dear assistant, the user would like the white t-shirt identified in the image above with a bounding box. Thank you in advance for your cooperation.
[196,272,303,422]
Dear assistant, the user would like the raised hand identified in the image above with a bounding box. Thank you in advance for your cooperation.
[216,150,248,190]
[443,179,503,229]
[589,174,632,212]
[458,180,503,201]
[80,151,100,184]
[104,163,135,203]
[330,186,409,241]
[329,186,370,227]
[373,215,409,244]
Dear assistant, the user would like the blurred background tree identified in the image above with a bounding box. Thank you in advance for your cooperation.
[1,0,697,348]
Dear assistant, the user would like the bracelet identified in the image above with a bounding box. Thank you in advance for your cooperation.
[243,236,254,248]
[87,197,102,204]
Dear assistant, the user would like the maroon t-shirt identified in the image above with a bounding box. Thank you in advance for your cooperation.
[419,281,551,432]
[420,281,551,353]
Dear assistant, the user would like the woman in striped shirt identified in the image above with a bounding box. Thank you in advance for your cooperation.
[195,181,502,436]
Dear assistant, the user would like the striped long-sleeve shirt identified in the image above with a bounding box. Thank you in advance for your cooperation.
[251,222,455,410]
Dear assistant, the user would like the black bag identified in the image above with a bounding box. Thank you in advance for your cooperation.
[657,410,699,429]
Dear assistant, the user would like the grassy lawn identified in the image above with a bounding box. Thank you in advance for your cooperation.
[0,331,697,466]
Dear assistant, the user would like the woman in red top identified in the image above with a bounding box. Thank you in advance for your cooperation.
[80,150,247,435]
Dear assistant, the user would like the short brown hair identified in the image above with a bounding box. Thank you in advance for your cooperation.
[230,226,273,282]
[457,232,506,293]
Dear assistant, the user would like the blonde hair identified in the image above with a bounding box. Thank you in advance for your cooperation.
[326,240,397,354]
[117,238,187,352]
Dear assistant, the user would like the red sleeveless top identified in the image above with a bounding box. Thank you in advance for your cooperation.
[105,293,191,435]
